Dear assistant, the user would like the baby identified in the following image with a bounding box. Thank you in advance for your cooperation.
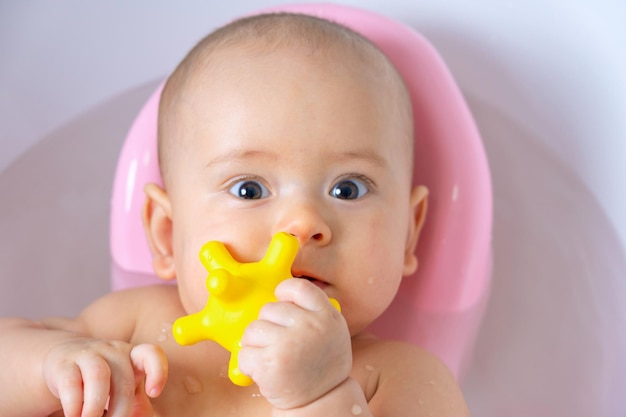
[0,12,470,417]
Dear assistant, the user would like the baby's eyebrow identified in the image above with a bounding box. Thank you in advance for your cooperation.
[205,149,279,167]
[332,150,388,168]
[204,148,388,168]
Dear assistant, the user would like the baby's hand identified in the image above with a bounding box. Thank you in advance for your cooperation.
[43,339,168,417]
[238,278,352,410]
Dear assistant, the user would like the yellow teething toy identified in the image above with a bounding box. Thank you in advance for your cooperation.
[172,232,340,386]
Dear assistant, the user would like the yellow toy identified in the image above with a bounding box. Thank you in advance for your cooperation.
[172,232,340,386]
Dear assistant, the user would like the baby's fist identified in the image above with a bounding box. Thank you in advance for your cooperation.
[239,278,352,409]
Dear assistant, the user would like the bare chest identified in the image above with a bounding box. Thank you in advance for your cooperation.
[136,321,273,417]
[151,375,273,417]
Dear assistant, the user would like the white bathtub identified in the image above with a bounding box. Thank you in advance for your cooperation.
[1,1,625,416]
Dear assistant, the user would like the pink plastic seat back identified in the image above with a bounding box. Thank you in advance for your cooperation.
[110,3,492,379]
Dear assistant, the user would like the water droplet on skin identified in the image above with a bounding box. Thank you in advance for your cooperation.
[365,364,375,372]
[251,392,262,398]
[183,375,203,394]
[351,404,363,415]
[158,322,171,343]
[219,364,229,379]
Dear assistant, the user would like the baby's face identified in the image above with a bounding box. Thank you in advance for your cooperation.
[165,45,421,335]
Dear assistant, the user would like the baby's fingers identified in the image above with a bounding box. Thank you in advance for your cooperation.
[275,278,332,312]
[46,356,111,417]
[130,344,168,398]
[52,363,86,417]
[77,356,113,417]
[104,351,136,417]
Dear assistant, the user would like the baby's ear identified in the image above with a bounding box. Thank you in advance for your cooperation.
[142,183,176,280]
[403,185,428,276]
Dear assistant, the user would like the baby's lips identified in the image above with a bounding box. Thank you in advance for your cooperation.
[292,269,330,290]
[292,268,321,281]
[310,278,329,290]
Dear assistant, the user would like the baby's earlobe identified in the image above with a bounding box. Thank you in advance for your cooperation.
[153,254,176,281]
[402,252,419,276]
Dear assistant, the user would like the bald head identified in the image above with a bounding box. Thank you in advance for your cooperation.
[157,13,413,187]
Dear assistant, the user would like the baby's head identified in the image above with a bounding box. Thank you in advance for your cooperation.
[157,13,414,187]
[144,13,427,335]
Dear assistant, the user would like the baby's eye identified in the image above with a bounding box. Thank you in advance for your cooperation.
[330,178,370,200]
[228,179,270,200]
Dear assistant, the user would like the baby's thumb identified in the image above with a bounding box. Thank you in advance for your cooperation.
[130,344,169,398]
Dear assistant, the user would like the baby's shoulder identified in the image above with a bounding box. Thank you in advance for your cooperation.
[78,285,182,340]
[351,334,469,416]
[352,333,444,369]
[83,284,180,314]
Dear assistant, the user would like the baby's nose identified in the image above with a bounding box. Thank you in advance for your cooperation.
[274,200,332,246]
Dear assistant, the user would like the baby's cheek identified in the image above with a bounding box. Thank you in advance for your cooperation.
[176,259,209,313]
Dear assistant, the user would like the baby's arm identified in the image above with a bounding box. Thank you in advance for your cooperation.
[0,288,168,417]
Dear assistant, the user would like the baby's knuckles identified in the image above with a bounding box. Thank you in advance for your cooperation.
[43,338,140,416]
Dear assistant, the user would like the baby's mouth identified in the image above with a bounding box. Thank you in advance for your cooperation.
[293,274,329,290]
